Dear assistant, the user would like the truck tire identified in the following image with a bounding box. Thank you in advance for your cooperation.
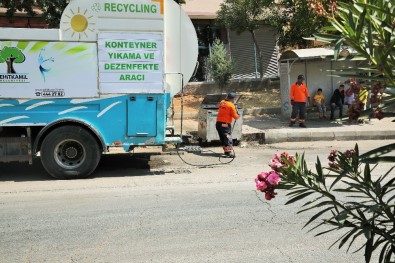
[40,125,101,179]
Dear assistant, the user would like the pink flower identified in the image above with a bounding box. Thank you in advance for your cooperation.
[281,152,295,166]
[265,191,277,201]
[328,150,337,162]
[270,158,282,170]
[255,178,268,191]
[373,108,384,120]
[267,172,281,186]
[328,161,340,170]
[257,171,270,181]
[344,149,355,158]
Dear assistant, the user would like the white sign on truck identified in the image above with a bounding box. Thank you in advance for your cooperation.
[98,32,164,93]
[0,42,98,98]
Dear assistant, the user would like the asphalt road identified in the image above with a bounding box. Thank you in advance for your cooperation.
[1,140,393,263]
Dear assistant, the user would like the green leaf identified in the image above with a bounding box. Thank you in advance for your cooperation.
[370,15,393,34]
[357,3,395,18]
[350,56,369,61]
[356,208,367,221]
[382,178,395,196]
[360,143,395,160]
[365,234,374,263]
[315,156,325,186]
[330,169,348,190]
[361,156,395,164]
[303,207,333,229]
[347,230,364,252]
[379,242,390,263]
[333,187,361,193]
[385,194,395,203]
[383,187,395,195]
[342,181,368,193]
[315,226,340,237]
[287,188,312,197]
[311,33,339,43]
[275,184,294,190]
[285,191,315,205]
[333,38,344,60]
[363,224,373,240]
[308,220,328,233]
[363,163,371,183]
[298,200,335,214]
[376,166,395,185]
[335,210,349,225]
[339,228,359,249]
[385,246,394,262]
[374,182,382,196]
[355,8,367,43]
[299,196,325,208]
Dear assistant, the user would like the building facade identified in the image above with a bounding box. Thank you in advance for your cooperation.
[182,0,279,81]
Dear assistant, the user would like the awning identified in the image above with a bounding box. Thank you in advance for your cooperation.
[279,47,357,61]
[181,0,223,19]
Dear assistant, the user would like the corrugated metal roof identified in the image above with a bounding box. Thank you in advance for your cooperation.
[280,47,357,60]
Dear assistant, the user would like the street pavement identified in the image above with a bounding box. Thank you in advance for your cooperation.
[175,112,395,144]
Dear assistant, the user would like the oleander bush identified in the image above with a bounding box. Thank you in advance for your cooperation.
[255,144,395,262]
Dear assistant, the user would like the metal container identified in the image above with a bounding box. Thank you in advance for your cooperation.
[197,94,243,143]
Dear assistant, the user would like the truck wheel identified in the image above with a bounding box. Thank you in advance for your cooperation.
[40,125,101,179]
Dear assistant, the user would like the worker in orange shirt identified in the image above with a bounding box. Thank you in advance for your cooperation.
[289,75,312,128]
[216,92,239,157]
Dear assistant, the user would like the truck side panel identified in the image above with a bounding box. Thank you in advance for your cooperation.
[0,94,167,150]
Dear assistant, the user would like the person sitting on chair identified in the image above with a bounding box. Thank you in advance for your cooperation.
[330,84,345,120]
[313,88,327,119]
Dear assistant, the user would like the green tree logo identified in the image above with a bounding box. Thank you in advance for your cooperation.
[0,46,26,74]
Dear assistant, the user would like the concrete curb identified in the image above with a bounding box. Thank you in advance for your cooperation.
[253,128,395,144]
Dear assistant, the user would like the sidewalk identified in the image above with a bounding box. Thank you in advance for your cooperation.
[173,113,395,144]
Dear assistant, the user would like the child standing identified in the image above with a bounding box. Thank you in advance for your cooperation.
[313,88,327,119]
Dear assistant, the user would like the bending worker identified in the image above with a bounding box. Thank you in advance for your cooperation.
[289,74,312,128]
[216,92,239,157]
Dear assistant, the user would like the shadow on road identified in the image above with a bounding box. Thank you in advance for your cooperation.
[0,157,51,181]
[0,153,162,182]
[95,153,164,178]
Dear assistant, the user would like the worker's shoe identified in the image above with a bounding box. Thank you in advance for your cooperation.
[223,146,233,151]
[299,123,307,128]
[224,152,235,158]
[289,122,295,127]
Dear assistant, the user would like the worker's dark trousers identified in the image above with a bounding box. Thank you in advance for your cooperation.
[330,102,343,119]
[216,122,232,151]
[290,102,306,123]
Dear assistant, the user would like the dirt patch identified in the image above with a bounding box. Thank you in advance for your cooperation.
[172,90,281,114]
[172,95,205,115]
[236,90,281,109]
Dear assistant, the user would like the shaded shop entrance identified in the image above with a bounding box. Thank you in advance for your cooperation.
[191,20,228,82]
[190,20,279,82]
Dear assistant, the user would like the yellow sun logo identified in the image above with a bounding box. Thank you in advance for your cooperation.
[71,14,88,32]
[61,6,96,41]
